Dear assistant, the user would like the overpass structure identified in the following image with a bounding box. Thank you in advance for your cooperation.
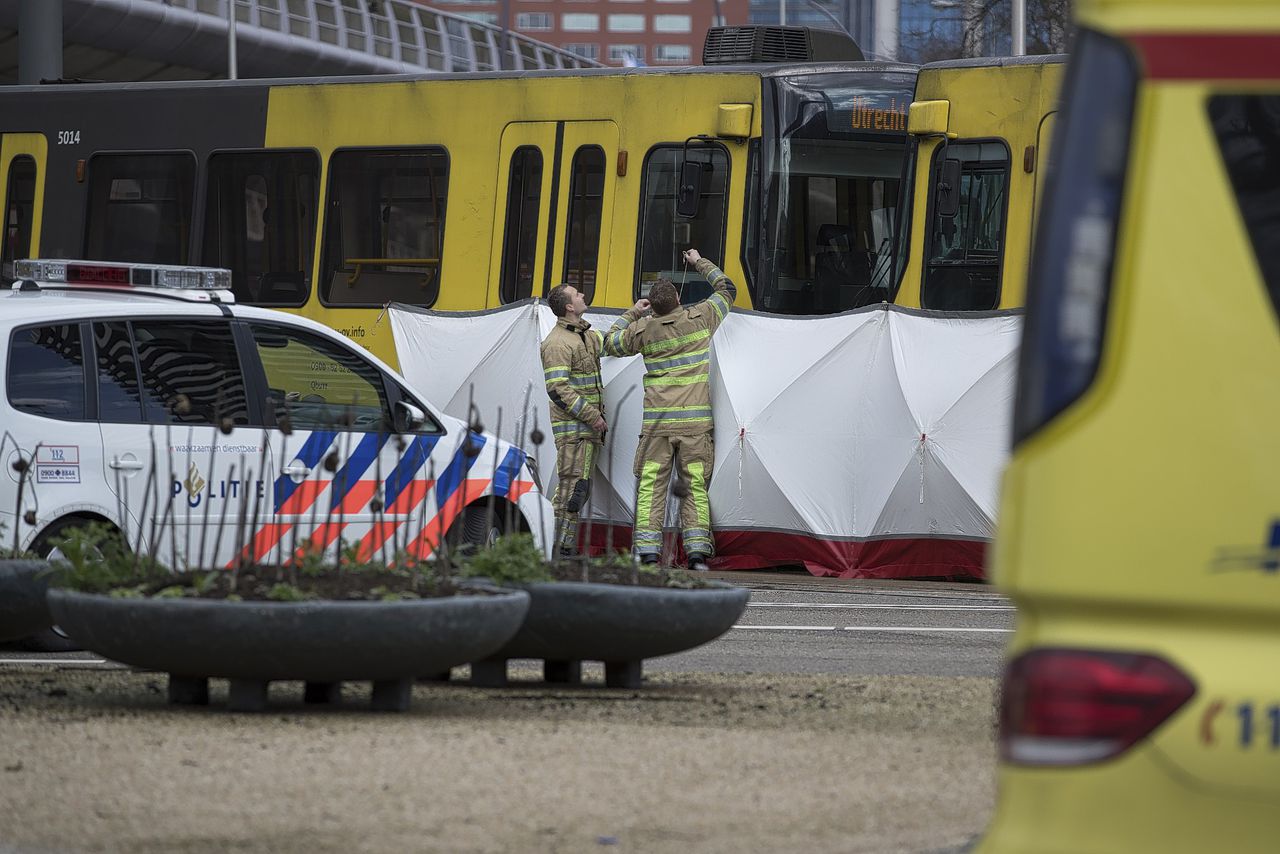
[0,0,599,84]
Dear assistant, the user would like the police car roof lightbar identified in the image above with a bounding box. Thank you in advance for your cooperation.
[13,259,235,301]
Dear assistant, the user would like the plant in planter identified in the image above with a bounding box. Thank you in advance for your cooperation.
[459,532,749,690]
[39,408,544,713]
[46,517,532,712]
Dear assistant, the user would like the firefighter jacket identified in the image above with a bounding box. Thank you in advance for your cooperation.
[541,316,606,444]
[602,258,736,436]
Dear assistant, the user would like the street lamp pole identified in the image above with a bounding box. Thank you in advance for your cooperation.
[500,0,512,69]
[19,0,63,84]
[1012,0,1025,55]
[227,0,238,80]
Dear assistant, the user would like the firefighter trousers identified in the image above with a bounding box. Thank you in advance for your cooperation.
[632,432,714,560]
[552,437,599,552]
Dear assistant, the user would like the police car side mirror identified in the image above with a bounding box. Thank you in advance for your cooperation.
[394,400,427,433]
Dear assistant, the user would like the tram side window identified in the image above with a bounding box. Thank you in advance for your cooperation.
[321,147,449,307]
[563,146,605,303]
[3,155,36,276]
[500,146,543,303]
[84,153,196,264]
[635,145,729,304]
[921,141,1010,311]
[7,324,86,421]
[203,151,320,307]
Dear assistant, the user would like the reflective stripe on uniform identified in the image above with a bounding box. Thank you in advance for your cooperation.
[642,407,712,422]
[707,290,732,321]
[643,373,709,388]
[643,349,709,373]
[604,329,629,355]
[634,460,663,553]
[640,327,710,355]
[687,461,710,529]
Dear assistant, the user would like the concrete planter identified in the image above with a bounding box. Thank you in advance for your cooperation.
[471,580,749,689]
[0,559,54,642]
[47,588,530,712]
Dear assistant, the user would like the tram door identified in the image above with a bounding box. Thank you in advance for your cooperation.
[488,121,619,307]
[0,133,47,275]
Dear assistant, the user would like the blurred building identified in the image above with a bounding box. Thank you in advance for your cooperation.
[745,0,976,62]
[415,0,750,66]
[414,0,1061,67]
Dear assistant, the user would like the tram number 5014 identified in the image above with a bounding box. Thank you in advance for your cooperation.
[56,130,81,145]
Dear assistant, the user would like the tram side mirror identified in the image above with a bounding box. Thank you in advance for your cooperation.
[394,400,427,433]
[676,160,704,218]
[936,157,963,219]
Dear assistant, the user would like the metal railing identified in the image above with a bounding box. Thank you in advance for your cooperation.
[173,0,601,72]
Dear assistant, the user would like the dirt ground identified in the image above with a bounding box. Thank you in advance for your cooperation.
[0,664,997,854]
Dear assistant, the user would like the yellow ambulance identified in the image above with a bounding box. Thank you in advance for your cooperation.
[982,0,1280,850]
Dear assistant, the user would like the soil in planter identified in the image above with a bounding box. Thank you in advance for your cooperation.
[546,558,716,590]
[105,567,482,603]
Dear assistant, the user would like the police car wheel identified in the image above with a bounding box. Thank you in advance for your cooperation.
[458,503,507,553]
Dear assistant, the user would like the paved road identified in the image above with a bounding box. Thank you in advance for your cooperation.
[1,571,1015,679]
[660,572,1013,678]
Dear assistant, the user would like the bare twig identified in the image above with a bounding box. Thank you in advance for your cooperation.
[9,437,37,556]
[154,423,179,572]
[333,403,356,573]
[486,406,503,545]
[196,391,224,571]
[528,412,547,560]
[181,424,193,570]
[133,434,158,573]
[233,462,253,573]
[247,429,270,575]
[211,460,238,576]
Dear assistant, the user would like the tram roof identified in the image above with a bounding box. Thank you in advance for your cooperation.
[0,61,920,95]
[920,54,1068,72]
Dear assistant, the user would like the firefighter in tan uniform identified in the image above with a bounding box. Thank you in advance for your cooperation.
[541,284,608,556]
[603,248,736,570]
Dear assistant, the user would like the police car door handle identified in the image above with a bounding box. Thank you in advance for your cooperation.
[108,456,144,471]
[282,462,312,481]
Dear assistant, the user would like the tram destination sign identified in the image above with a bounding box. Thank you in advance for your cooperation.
[824,87,913,133]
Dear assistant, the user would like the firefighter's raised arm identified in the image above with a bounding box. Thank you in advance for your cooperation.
[683,248,736,332]
[602,298,649,357]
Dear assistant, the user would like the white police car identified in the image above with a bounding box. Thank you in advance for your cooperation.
[1,260,553,588]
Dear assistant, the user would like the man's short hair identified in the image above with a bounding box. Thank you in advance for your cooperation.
[649,279,680,316]
[547,284,573,318]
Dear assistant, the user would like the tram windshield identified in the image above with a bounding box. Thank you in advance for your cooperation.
[749,71,915,315]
